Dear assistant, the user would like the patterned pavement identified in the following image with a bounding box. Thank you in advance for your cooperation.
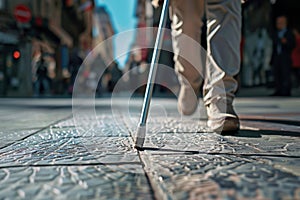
[0,98,299,199]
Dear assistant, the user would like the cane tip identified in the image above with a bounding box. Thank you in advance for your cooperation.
[135,125,146,149]
[134,137,145,149]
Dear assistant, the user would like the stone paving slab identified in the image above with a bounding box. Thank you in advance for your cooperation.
[140,152,300,200]
[0,108,71,132]
[0,126,139,167]
[142,132,300,157]
[53,116,130,138]
[124,116,300,156]
[0,165,153,200]
[138,131,300,199]
[228,133,300,157]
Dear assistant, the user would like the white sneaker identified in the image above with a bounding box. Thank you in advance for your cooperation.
[206,99,240,133]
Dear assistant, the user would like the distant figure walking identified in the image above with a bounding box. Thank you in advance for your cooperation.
[34,56,50,96]
[270,15,295,96]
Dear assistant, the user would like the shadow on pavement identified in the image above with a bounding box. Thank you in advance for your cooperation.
[234,129,300,138]
[241,117,300,127]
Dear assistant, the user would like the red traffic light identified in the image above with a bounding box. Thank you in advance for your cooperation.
[13,50,21,59]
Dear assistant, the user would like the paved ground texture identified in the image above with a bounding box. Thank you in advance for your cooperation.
[0,97,299,200]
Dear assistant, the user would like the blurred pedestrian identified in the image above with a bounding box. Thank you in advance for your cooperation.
[34,55,50,96]
[291,27,300,88]
[124,47,148,93]
[270,15,295,96]
[152,0,242,133]
[68,49,83,94]
[104,61,123,92]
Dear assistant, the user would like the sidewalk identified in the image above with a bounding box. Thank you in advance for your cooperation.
[0,97,299,200]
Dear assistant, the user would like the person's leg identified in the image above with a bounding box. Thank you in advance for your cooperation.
[280,58,291,96]
[34,80,40,96]
[42,78,50,95]
[272,57,281,95]
[204,0,241,132]
[170,0,205,115]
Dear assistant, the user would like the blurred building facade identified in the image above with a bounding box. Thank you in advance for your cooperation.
[124,0,177,94]
[0,0,74,96]
[1,0,299,96]
[74,5,117,95]
[92,6,115,65]
[0,0,116,96]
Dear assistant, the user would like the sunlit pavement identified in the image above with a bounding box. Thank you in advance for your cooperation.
[0,97,299,199]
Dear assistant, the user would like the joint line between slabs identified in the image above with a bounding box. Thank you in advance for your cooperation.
[0,161,142,169]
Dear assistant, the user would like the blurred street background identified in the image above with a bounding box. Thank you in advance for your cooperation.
[0,0,300,97]
[1,1,300,199]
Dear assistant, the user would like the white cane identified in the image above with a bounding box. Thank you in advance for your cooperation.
[135,0,170,149]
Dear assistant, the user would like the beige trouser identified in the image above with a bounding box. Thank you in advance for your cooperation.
[170,0,241,105]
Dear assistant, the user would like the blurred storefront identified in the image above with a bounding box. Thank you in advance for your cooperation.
[0,6,19,96]
[0,0,117,96]
[0,0,74,96]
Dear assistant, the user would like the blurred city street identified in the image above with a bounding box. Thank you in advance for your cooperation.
[1,0,300,199]
[0,97,299,199]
